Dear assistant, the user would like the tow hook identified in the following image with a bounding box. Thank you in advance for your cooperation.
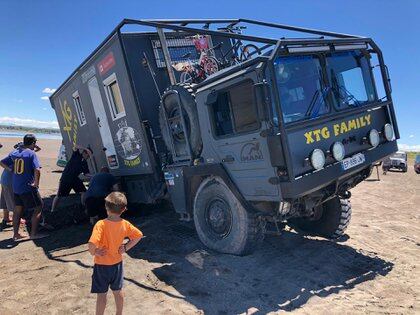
[340,191,352,199]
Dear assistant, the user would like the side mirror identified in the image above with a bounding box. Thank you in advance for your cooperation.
[205,89,218,106]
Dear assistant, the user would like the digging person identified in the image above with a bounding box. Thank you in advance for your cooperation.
[51,145,92,212]
[84,166,118,225]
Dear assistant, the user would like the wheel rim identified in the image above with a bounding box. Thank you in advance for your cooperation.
[205,197,233,238]
[168,107,190,143]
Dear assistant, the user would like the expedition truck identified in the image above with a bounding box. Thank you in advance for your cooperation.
[50,19,399,255]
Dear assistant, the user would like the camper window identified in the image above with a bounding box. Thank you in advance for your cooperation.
[72,91,87,126]
[103,73,126,120]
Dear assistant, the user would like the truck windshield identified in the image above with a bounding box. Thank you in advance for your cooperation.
[326,50,377,109]
[274,55,329,124]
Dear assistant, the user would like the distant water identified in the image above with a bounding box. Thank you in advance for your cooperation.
[0,131,62,140]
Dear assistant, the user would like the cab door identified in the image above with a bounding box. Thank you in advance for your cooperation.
[202,75,279,200]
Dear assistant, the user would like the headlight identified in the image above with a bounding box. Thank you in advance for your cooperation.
[332,142,345,161]
[310,149,326,170]
[369,129,380,148]
[384,124,394,141]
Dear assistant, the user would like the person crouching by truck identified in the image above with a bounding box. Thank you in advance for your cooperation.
[84,166,118,225]
[51,145,92,212]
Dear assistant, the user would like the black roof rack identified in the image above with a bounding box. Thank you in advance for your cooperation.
[50,18,367,99]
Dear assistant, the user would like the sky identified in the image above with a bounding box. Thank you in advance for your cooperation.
[0,0,419,150]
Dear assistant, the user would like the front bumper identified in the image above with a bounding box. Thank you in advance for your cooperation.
[280,140,398,198]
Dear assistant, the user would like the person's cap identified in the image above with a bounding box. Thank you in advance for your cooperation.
[23,134,37,146]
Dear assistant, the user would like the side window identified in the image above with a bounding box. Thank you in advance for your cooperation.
[72,91,87,126]
[211,81,259,137]
[103,73,126,120]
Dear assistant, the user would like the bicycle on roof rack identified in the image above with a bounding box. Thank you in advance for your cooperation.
[172,35,219,83]
[172,28,262,84]
[216,25,262,66]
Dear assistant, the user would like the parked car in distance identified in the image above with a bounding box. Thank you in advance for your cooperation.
[383,151,407,173]
[414,154,420,174]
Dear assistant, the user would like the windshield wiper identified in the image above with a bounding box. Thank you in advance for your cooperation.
[305,86,330,118]
[330,69,361,107]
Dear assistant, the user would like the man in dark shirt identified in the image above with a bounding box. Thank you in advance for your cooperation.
[51,145,92,212]
[84,166,117,224]
[0,134,47,240]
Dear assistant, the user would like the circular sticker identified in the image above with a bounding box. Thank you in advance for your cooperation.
[115,126,142,161]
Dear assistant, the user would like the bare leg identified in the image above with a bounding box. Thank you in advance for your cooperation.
[13,205,24,239]
[112,290,124,315]
[96,293,107,315]
[30,206,42,238]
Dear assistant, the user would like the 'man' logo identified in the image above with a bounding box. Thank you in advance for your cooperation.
[240,142,263,162]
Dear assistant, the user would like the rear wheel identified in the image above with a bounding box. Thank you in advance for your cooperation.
[193,177,264,255]
[288,197,351,239]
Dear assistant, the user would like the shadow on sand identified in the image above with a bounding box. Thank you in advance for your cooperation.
[26,203,393,314]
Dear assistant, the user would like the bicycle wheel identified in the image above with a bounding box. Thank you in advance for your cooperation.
[203,56,219,76]
[180,71,193,84]
[239,44,261,61]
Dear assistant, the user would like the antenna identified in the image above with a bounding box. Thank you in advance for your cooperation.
[142,52,162,98]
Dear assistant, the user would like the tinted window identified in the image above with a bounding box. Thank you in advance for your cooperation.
[274,55,329,124]
[327,50,376,109]
[211,81,259,137]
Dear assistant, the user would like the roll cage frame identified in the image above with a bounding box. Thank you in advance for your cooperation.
[51,18,398,181]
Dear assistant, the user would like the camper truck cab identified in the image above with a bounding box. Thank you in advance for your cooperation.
[52,19,399,255]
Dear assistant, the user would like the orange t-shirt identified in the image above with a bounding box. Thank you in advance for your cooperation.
[88,219,143,265]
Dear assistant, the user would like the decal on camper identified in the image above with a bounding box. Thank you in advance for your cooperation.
[98,52,116,75]
[304,114,372,144]
[115,120,142,167]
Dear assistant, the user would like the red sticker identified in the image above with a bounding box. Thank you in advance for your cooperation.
[98,52,116,75]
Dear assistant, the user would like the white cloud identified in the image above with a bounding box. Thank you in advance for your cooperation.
[409,134,414,138]
[42,88,56,94]
[0,116,59,129]
[398,143,420,152]
[41,96,50,100]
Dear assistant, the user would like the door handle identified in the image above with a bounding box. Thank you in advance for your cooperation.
[222,155,235,163]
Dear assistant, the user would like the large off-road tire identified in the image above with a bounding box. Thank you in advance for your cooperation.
[159,84,202,158]
[193,177,264,255]
[289,197,351,239]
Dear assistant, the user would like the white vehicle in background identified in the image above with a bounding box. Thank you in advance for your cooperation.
[56,143,67,168]
[383,151,407,173]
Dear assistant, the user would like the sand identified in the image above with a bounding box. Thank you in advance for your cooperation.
[0,137,419,314]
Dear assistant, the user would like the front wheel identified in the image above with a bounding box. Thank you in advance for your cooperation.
[193,177,264,255]
[288,197,352,239]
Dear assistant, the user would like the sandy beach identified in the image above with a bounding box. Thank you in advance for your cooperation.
[0,136,419,314]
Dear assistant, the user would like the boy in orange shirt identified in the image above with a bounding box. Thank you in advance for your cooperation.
[88,192,142,315]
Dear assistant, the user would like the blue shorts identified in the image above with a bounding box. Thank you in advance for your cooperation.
[91,262,124,293]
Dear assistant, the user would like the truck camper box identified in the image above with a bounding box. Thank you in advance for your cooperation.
[51,26,229,204]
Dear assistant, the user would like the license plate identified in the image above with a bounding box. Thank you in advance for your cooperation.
[341,153,366,171]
